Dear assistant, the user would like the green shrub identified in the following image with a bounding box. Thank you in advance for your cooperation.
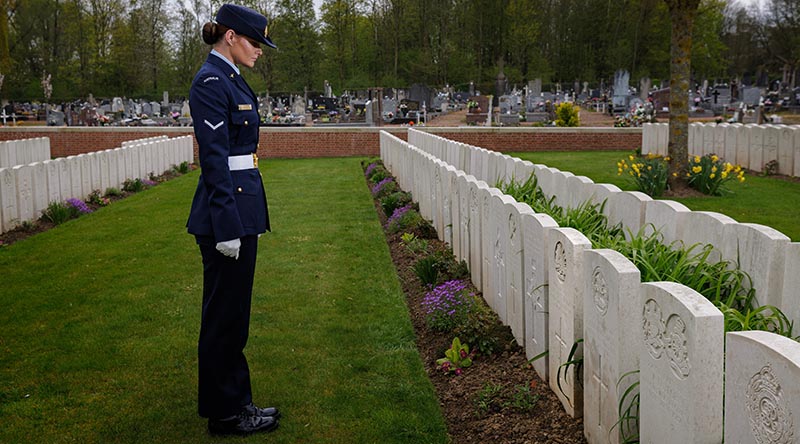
[42,201,79,225]
[454,297,501,356]
[413,256,440,287]
[401,232,429,254]
[554,102,580,127]
[122,178,145,193]
[371,177,398,199]
[177,161,191,174]
[617,153,670,197]
[381,191,412,218]
[385,204,427,234]
[686,154,745,196]
[105,187,122,197]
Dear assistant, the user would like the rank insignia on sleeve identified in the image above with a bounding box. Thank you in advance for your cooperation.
[202,76,219,83]
[238,104,253,111]
[204,120,224,130]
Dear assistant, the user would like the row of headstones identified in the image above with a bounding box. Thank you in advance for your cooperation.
[643,123,800,176]
[381,130,800,444]
[0,138,51,169]
[0,135,194,234]
[406,128,799,328]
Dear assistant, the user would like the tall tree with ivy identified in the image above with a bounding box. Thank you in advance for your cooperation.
[664,0,701,190]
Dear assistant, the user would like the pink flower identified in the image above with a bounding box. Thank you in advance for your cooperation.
[455,368,462,376]
[460,349,468,359]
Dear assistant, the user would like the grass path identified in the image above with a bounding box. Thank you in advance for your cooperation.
[0,158,448,443]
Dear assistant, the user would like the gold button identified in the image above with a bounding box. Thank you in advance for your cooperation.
[244,120,248,126]
[230,73,234,78]
[237,187,243,192]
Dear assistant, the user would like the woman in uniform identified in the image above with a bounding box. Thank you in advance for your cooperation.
[186,3,279,436]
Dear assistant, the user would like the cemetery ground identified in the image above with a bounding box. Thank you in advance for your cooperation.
[1,150,797,443]
[0,158,450,443]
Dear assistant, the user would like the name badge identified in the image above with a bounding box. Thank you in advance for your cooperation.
[238,104,253,111]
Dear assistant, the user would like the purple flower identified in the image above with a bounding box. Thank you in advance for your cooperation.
[142,179,157,187]
[364,162,378,177]
[455,368,463,376]
[371,177,394,197]
[384,203,412,229]
[66,198,93,214]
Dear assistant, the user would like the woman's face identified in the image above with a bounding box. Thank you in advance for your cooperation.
[231,32,263,68]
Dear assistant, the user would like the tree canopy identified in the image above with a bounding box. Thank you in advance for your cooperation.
[0,0,794,101]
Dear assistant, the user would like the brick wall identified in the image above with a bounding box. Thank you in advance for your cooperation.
[0,126,641,160]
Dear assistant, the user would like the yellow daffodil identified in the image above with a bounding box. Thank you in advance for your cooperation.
[711,155,719,162]
[710,173,716,179]
[664,156,671,161]
[739,176,746,183]
[694,156,701,163]
[735,166,742,173]
[692,166,702,174]
[647,166,652,171]
[618,168,623,175]
[711,166,718,173]
[721,171,728,179]
[672,172,678,177]
[629,155,635,161]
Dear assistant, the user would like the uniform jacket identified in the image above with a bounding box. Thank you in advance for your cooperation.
[187,54,270,242]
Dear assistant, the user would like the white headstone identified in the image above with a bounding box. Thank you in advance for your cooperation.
[548,227,592,417]
[583,249,641,444]
[607,191,651,237]
[714,123,728,160]
[749,125,764,172]
[0,168,18,230]
[30,162,48,217]
[734,123,750,167]
[514,160,535,187]
[481,187,504,307]
[112,148,125,189]
[763,125,780,169]
[536,167,559,201]
[640,282,724,444]
[0,142,9,169]
[43,159,61,204]
[675,211,736,264]
[782,243,800,329]
[78,154,92,197]
[455,173,471,264]
[565,175,594,210]
[689,123,702,157]
[99,150,110,192]
[440,165,457,246]
[644,200,691,245]
[506,201,534,346]
[702,124,715,157]
[722,223,789,309]
[490,193,517,322]
[452,171,466,259]
[724,331,800,444]
[13,165,33,223]
[469,179,488,290]
[777,126,797,176]
[521,211,559,381]
[550,170,575,209]
[88,153,101,193]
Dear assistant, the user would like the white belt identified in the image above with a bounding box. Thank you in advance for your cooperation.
[228,154,258,171]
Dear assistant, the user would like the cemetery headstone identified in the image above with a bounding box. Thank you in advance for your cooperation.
[640,282,724,443]
[724,331,800,444]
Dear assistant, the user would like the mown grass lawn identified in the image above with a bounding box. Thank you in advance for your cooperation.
[510,150,800,241]
[0,157,448,443]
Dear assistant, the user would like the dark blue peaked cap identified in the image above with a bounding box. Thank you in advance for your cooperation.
[215,3,277,49]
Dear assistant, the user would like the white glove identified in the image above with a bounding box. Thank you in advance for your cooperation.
[216,238,241,260]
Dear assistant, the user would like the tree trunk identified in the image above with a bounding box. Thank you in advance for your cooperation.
[665,0,700,190]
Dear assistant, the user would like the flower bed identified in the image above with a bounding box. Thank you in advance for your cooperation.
[362,158,587,443]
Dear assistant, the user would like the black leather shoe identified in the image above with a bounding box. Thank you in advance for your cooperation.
[208,412,279,436]
[243,402,281,419]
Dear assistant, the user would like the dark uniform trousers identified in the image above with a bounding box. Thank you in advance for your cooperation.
[197,234,258,419]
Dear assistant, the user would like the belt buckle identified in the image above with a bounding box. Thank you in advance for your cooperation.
[252,153,258,169]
